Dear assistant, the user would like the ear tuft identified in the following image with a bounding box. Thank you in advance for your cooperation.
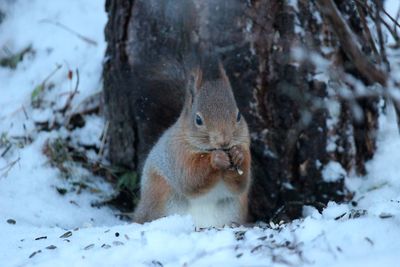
[218,61,231,87]
[190,67,203,93]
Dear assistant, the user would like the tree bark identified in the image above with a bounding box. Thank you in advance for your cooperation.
[103,0,381,222]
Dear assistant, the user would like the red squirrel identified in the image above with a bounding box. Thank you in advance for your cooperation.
[133,61,251,227]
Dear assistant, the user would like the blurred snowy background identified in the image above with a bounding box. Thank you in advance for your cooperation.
[1,0,400,266]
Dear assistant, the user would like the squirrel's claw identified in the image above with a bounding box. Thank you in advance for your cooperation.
[229,146,244,167]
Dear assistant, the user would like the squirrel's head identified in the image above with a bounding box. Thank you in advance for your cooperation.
[181,63,249,151]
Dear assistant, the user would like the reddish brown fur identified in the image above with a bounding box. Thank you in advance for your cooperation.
[178,142,251,198]
[180,151,221,196]
[134,170,172,223]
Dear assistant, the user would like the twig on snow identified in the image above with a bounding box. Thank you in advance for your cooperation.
[0,157,21,178]
[39,19,97,46]
[0,144,12,158]
[59,69,80,114]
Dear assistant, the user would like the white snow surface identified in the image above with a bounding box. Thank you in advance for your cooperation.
[1,0,400,266]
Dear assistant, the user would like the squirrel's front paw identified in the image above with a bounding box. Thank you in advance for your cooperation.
[211,150,231,170]
[229,146,244,167]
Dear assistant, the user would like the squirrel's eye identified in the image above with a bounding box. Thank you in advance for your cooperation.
[236,111,241,122]
[195,114,203,126]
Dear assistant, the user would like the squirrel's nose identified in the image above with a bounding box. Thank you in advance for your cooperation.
[211,132,231,149]
[219,141,230,149]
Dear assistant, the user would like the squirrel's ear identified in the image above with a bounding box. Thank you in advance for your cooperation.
[185,67,202,108]
[218,61,232,88]
[189,67,203,93]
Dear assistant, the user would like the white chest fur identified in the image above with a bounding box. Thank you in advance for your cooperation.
[166,181,241,228]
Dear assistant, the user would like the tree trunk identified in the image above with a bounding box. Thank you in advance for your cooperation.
[103,0,381,222]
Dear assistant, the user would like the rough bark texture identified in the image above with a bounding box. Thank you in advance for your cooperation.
[103,0,380,222]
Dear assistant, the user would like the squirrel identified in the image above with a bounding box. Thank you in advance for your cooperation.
[133,56,251,228]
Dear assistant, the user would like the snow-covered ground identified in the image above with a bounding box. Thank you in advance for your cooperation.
[1,0,400,266]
